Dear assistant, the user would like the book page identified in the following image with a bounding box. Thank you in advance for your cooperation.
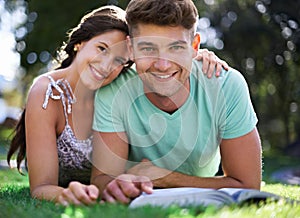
[129,187,235,208]
[219,188,281,203]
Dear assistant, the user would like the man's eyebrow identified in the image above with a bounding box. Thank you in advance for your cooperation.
[137,41,157,47]
[136,40,187,47]
[168,40,188,46]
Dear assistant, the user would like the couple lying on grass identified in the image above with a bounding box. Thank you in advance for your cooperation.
[7,0,261,206]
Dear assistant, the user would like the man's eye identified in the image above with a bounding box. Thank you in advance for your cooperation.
[170,45,185,51]
[140,47,158,56]
[141,47,155,52]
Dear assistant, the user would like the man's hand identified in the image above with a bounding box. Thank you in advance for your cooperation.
[195,48,229,78]
[101,174,153,204]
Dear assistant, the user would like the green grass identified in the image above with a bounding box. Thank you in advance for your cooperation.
[1,142,300,218]
[0,169,299,218]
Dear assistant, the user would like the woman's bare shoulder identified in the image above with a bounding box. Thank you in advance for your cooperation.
[26,72,58,107]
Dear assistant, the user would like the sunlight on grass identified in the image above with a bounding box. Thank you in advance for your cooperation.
[61,207,86,218]
[261,183,300,201]
[198,202,300,218]
[0,169,28,187]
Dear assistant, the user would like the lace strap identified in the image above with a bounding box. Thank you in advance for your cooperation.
[42,75,76,124]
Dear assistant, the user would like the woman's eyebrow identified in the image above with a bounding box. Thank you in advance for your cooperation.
[97,41,109,47]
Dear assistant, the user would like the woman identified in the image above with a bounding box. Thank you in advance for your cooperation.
[7,5,227,206]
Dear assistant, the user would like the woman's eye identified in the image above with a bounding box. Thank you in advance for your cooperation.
[98,46,108,54]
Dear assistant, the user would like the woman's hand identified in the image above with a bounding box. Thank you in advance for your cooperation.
[195,48,229,78]
[57,181,99,206]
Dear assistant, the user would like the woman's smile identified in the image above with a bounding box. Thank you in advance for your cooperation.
[89,64,107,81]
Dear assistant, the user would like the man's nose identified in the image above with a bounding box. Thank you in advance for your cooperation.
[153,57,172,72]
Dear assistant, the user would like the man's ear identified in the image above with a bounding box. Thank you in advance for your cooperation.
[126,36,134,61]
[192,33,201,57]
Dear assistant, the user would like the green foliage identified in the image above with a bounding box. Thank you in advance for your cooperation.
[202,0,300,150]
[262,152,300,182]
[22,0,130,71]
[17,0,130,93]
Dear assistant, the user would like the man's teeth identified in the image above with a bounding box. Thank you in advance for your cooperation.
[156,74,172,79]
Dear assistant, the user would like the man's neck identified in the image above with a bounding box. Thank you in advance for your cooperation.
[145,79,190,114]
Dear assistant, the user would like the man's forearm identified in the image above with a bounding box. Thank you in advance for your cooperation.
[153,171,260,190]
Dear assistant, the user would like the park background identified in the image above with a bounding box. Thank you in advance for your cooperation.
[0,0,300,182]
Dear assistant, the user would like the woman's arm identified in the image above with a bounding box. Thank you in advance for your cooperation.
[25,77,98,205]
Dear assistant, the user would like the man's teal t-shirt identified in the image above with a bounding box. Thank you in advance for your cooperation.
[93,60,258,177]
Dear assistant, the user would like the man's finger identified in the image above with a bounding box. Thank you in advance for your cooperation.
[102,189,117,203]
[106,180,131,203]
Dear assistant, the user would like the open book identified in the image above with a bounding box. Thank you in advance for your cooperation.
[129,187,283,208]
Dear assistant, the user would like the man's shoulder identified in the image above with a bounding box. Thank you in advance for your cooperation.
[95,66,142,105]
[111,67,138,86]
[99,67,139,92]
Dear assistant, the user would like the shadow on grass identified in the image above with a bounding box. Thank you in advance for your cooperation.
[262,151,300,184]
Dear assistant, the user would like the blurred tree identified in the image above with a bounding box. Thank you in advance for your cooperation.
[201,0,300,151]
[16,0,130,95]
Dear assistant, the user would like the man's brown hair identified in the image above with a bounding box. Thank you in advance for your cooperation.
[125,0,198,36]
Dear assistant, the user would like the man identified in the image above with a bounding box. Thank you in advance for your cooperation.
[91,0,262,204]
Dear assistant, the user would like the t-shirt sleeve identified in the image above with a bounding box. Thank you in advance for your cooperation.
[92,84,125,133]
[218,68,258,139]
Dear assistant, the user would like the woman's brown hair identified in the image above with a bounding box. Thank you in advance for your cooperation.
[7,5,131,173]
